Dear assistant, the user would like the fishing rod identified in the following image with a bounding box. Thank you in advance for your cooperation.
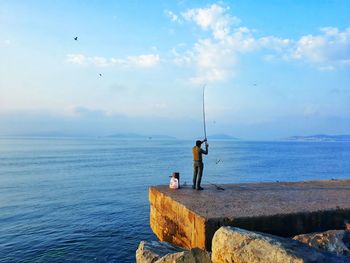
[202,86,224,190]
[202,84,207,141]
[202,85,226,190]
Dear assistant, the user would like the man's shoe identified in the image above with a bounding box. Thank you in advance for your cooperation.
[197,187,204,191]
[192,185,196,189]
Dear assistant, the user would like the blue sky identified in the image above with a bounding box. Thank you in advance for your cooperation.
[1,0,349,139]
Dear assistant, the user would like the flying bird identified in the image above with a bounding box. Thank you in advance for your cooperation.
[99,73,102,77]
[215,159,222,165]
[74,37,78,41]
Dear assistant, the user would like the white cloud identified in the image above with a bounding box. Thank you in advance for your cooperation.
[172,4,289,83]
[90,56,112,67]
[67,5,349,85]
[165,10,180,23]
[292,27,350,69]
[182,4,240,40]
[127,54,160,67]
[66,53,160,68]
[66,54,86,65]
[172,2,350,83]
[173,5,249,83]
[171,48,193,66]
[190,39,237,84]
[258,36,291,51]
[225,27,257,52]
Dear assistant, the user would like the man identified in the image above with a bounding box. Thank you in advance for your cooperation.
[192,139,209,190]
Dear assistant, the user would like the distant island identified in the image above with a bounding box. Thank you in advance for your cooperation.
[105,133,177,140]
[284,134,350,142]
[106,133,240,141]
[207,134,240,140]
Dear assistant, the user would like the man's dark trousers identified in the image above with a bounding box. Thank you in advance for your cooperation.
[193,161,203,189]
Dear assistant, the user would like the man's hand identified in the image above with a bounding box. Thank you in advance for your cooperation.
[203,138,207,142]
[205,142,209,147]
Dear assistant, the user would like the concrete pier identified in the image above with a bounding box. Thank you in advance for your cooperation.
[149,180,350,250]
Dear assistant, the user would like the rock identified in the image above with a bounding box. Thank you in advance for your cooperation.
[211,226,349,263]
[345,220,350,231]
[157,247,211,263]
[293,230,350,256]
[136,241,184,263]
[136,241,211,263]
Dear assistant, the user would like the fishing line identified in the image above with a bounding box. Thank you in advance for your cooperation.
[202,84,207,141]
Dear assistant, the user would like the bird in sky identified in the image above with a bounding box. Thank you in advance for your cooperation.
[74,37,78,41]
[99,73,102,77]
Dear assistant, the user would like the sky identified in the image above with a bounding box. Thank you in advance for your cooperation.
[0,0,349,139]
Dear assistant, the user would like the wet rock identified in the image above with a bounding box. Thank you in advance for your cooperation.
[136,241,183,262]
[136,241,211,263]
[293,230,350,256]
[211,226,349,263]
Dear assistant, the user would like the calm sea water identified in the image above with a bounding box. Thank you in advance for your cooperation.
[0,137,349,262]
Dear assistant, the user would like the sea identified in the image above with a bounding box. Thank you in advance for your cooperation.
[0,137,349,262]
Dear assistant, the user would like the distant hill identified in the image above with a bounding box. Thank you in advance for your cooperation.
[284,134,350,142]
[207,134,240,140]
[106,133,176,140]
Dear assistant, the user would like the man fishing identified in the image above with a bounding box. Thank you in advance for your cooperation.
[192,139,209,190]
[192,85,209,190]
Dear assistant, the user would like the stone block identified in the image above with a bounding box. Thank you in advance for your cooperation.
[211,227,349,263]
[149,180,350,250]
[293,230,350,256]
[136,241,211,263]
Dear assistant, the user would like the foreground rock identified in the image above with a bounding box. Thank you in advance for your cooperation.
[136,240,211,263]
[211,227,350,263]
[293,230,350,256]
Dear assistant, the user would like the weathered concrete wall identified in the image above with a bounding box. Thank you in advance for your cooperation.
[206,209,350,240]
[149,187,207,249]
[149,180,350,251]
